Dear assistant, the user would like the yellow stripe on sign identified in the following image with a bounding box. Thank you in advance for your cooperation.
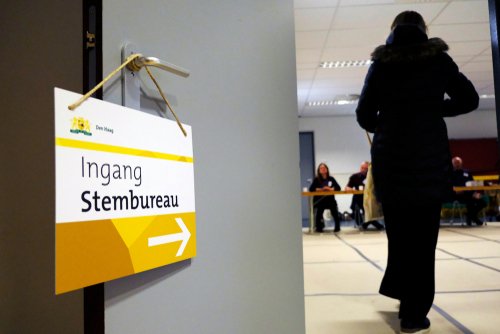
[56,137,193,163]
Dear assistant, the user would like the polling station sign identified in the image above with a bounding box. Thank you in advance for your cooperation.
[55,88,196,294]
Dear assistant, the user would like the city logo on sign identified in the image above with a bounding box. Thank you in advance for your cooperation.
[70,117,92,136]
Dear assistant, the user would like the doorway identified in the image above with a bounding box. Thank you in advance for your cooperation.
[299,131,315,228]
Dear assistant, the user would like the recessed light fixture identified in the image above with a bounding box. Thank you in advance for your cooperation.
[307,94,360,107]
[396,0,447,3]
[307,100,335,107]
[319,60,372,68]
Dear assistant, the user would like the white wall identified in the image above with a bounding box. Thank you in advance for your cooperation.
[103,1,305,334]
[299,110,498,212]
[445,110,497,139]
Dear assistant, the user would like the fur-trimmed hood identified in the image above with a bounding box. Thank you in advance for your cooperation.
[371,25,449,63]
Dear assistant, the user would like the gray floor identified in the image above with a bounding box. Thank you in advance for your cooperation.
[303,222,500,333]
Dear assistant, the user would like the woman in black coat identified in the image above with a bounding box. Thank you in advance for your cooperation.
[309,163,342,232]
[356,11,479,334]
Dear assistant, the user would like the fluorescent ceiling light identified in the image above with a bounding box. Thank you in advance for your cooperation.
[336,100,357,105]
[395,0,448,3]
[320,60,372,68]
[307,100,335,106]
[307,95,360,107]
[480,94,495,99]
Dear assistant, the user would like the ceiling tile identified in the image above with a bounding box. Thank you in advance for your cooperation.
[315,67,370,79]
[296,48,322,63]
[332,3,447,29]
[451,54,478,65]
[297,69,316,81]
[340,0,394,6]
[461,61,494,73]
[311,77,363,90]
[297,62,319,70]
[474,53,493,63]
[307,87,346,96]
[325,27,389,48]
[429,23,490,42]
[474,81,495,93]
[432,0,489,25]
[447,41,490,57]
[294,0,339,8]
[301,103,358,117]
[295,8,336,31]
[294,0,497,118]
[465,71,494,83]
[321,46,374,61]
[296,30,329,49]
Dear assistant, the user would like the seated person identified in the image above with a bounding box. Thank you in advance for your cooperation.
[309,163,341,232]
[451,156,486,226]
[345,161,384,230]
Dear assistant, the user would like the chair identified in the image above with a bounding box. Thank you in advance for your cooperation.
[441,198,490,226]
[441,200,466,225]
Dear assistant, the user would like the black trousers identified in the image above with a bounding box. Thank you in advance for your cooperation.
[314,197,340,231]
[379,200,441,321]
[351,195,364,226]
[455,193,486,221]
[353,203,364,226]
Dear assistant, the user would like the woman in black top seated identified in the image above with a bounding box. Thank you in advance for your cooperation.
[309,163,341,232]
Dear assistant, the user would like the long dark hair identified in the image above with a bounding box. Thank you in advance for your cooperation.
[391,11,427,33]
[316,163,330,180]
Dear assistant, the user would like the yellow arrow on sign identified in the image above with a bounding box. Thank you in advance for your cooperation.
[147,218,191,256]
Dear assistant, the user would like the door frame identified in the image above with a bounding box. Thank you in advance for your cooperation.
[83,1,104,333]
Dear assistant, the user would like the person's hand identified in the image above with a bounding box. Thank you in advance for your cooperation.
[322,186,333,191]
[473,192,482,199]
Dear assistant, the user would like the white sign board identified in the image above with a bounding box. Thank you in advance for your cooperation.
[55,88,196,294]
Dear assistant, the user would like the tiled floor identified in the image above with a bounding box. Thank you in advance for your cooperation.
[303,222,500,333]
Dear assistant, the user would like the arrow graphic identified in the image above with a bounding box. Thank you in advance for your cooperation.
[148,218,191,256]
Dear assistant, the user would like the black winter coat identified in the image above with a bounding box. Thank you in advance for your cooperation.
[356,25,479,204]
